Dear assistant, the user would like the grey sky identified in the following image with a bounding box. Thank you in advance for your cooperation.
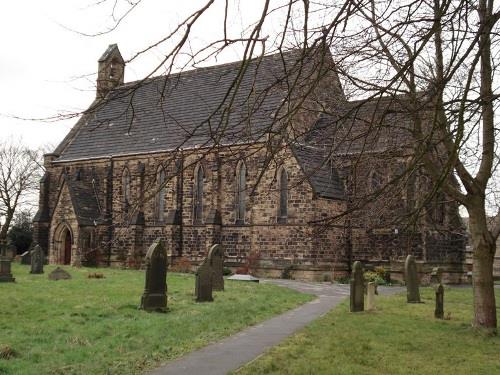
[1,1,267,149]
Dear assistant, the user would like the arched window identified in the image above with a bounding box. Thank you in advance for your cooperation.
[155,167,166,222]
[236,162,246,224]
[370,170,384,193]
[193,164,204,224]
[122,167,131,212]
[278,168,288,223]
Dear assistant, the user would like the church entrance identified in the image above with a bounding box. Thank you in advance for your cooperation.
[63,229,72,265]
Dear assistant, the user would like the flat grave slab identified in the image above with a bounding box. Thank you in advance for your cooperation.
[227,274,259,283]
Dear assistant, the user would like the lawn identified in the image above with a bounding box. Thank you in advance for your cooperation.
[0,264,313,375]
[235,287,500,375]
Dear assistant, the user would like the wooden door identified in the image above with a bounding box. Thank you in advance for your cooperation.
[64,230,72,265]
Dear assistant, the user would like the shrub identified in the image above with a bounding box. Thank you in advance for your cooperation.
[364,271,386,285]
[374,266,390,282]
[281,265,295,279]
[247,251,260,275]
[170,257,192,273]
[335,276,351,284]
[223,267,233,276]
[235,266,249,275]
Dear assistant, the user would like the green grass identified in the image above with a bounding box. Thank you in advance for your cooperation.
[235,287,500,375]
[0,264,313,375]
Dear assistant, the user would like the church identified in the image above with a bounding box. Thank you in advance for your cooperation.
[32,44,466,282]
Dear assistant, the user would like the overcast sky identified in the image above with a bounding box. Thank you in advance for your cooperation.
[1,1,270,150]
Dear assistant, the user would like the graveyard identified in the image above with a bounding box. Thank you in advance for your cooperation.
[0,263,312,374]
[236,287,500,375]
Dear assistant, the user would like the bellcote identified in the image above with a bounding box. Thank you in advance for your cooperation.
[96,44,125,99]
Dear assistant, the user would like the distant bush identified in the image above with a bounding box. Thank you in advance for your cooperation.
[374,266,390,283]
[235,266,249,275]
[170,257,192,273]
[223,267,233,276]
[364,271,387,285]
[281,265,295,280]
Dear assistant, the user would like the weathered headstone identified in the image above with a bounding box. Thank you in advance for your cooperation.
[30,244,44,274]
[140,238,168,312]
[430,267,443,285]
[20,251,31,265]
[0,241,15,283]
[435,283,444,319]
[48,267,72,280]
[405,254,421,303]
[208,244,224,291]
[366,282,376,311]
[350,261,364,312]
[195,257,213,302]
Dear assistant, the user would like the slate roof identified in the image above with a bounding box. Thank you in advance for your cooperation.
[55,50,314,162]
[54,48,346,200]
[306,95,416,155]
[65,177,103,226]
[290,143,345,200]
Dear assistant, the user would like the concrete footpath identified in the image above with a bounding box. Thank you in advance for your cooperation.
[148,280,404,375]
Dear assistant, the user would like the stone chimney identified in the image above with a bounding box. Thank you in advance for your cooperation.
[96,44,125,99]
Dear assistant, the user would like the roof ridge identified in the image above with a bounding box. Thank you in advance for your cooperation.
[117,48,302,90]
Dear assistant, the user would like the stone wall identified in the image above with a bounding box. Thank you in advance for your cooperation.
[39,140,466,281]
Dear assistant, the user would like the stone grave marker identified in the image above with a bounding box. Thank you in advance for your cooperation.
[227,274,259,283]
[366,282,376,311]
[140,238,168,312]
[405,254,421,303]
[350,261,364,312]
[30,244,44,274]
[195,257,213,302]
[208,244,224,291]
[20,251,31,265]
[48,267,72,280]
[0,241,15,282]
[435,283,444,319]
[430,267,443,285]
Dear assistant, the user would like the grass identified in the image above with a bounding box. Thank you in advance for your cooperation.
[235,287,500,375]
[0,264,313,375]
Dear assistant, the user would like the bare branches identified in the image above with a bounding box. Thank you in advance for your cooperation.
[0,139,44,240]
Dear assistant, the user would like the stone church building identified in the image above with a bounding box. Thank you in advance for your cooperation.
[33,44,466,282]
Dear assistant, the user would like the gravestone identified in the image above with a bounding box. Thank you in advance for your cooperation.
[30,245,44,274]
[405,254,421,303]
[208,244,224,291]
[20,251,31,265]
[227,274,259,283]
[435,283,444,319]
[48,267,72,280]
[0,241,15,283]
[430,267,443,285]
[366,282,376,311]
[195,257,213,302]
[350,261,364,312]
[140,238,168,312]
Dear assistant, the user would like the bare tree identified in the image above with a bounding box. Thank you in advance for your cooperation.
[0,139,44,242]
[53,0,499,331]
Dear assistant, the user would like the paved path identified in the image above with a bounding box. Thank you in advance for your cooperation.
[148,280,404,375]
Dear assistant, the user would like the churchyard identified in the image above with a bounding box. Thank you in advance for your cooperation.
[0,263,312,374]
[236,287,500,375]
[1,243,498,374]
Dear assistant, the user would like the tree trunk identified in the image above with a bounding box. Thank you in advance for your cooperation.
[0,210,14,241]
[469,205,497,333]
